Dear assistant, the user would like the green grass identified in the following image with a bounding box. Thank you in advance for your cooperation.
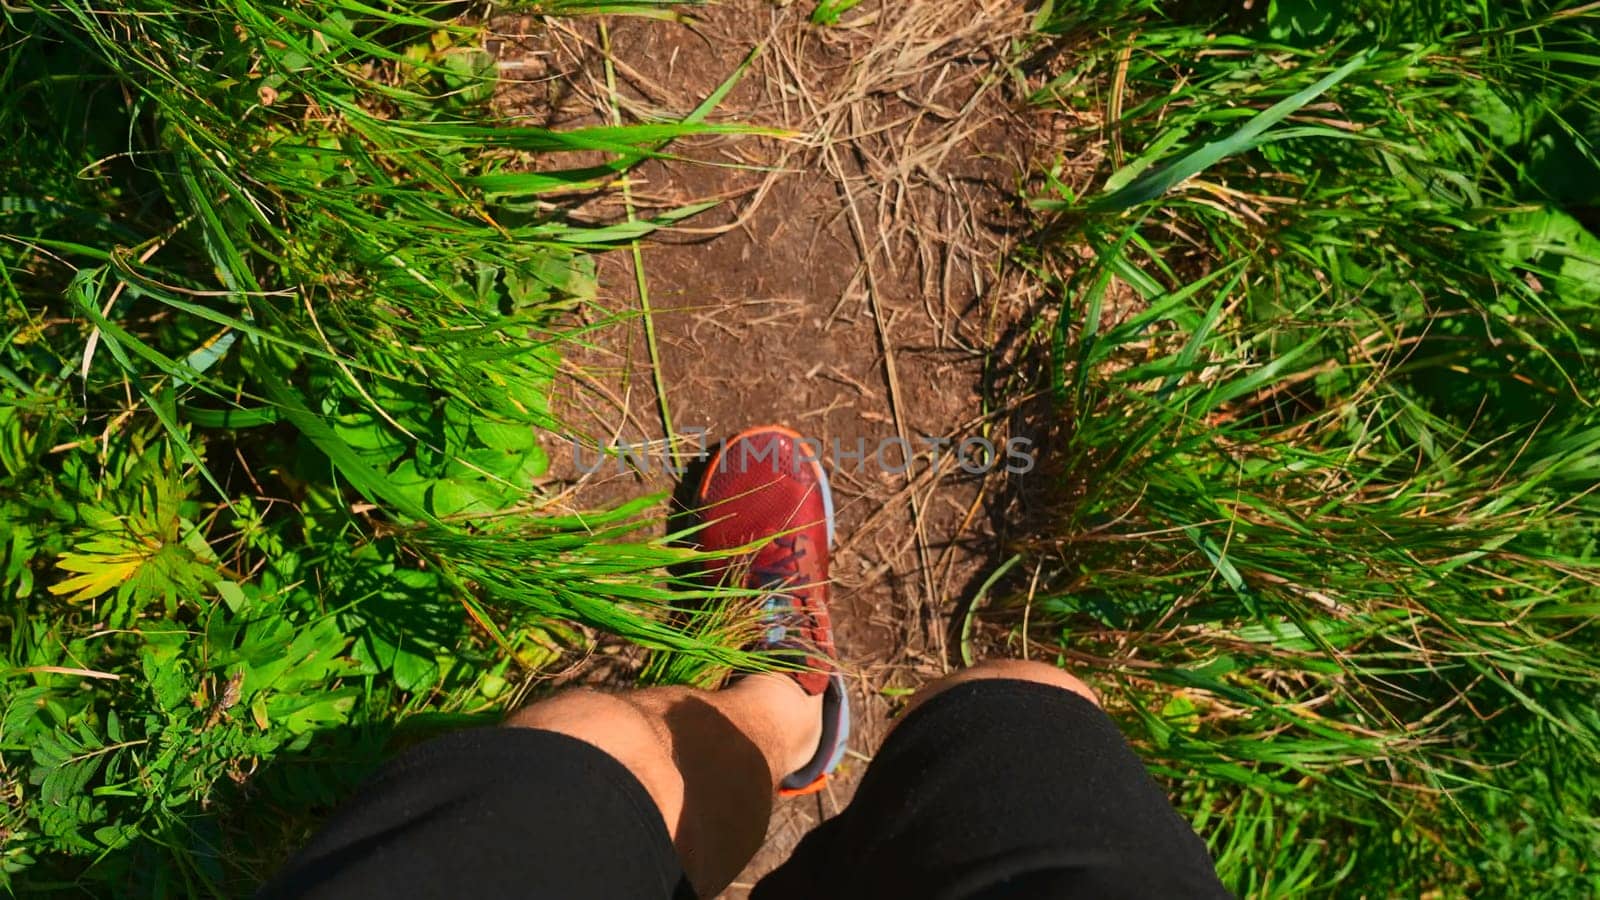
[1017,0,1600,895]
[0,0,767,891]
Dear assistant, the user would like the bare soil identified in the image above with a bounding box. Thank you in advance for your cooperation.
[491,1,1060,891]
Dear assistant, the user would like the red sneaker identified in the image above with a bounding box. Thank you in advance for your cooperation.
[697,426,849,796]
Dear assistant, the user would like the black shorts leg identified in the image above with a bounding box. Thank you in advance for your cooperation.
[259,728,693,900]
[753,679,1230,900]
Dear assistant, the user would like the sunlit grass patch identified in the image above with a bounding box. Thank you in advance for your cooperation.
[1016,1,1600,894]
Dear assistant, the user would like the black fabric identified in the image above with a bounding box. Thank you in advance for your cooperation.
[258,728,693,900]
[262,680,1228,900]
[755,680,1230,899]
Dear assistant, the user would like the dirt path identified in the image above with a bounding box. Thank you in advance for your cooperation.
[494,1,1048,889]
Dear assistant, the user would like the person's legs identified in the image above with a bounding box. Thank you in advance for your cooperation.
[504,673,821,896]
[489,660,1110,898]
[495,660,1110,897]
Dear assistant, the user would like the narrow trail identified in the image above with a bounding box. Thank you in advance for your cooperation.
[493,1,1059,886]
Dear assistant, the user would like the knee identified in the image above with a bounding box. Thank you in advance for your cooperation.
[915,659,1100,710]
[505,689,674,755]
[504,688,684,822]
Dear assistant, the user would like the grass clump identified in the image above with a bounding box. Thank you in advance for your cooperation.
[1017,1,1600,895]
[0,0,751,891]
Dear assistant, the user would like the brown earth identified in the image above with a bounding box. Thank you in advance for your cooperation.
[490,1,1069,892]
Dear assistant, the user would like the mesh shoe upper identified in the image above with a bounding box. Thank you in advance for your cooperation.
[696,428,836,696]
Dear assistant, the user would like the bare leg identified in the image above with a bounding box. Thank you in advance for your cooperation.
[902,658,1101,717]
[505,674,822,897]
